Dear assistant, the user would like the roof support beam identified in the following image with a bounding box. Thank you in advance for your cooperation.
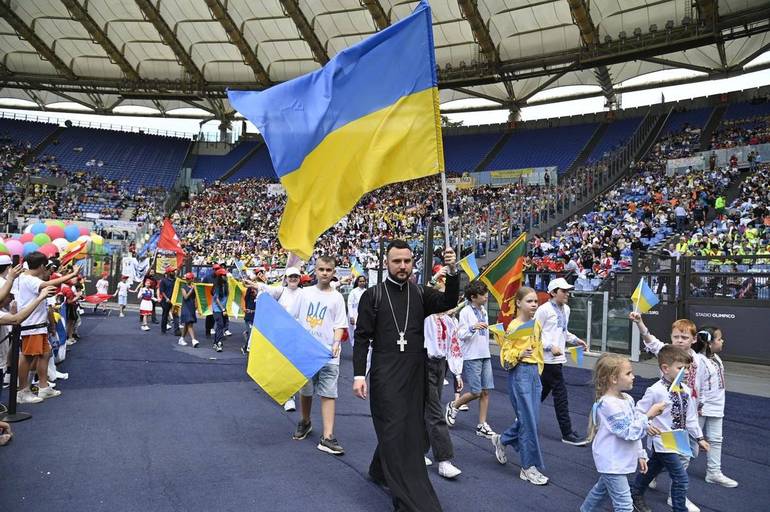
[362,0,389,30]
[0,3,76,80]
[279,0,329,65]
[643,56,715,75]
[732,41,770,70]
[134,0,206,84]
[457,0,519,116]
[453,87,508,104]
[204,0,271,87]
[60,0,140,81]
[517,70,570,104]
[565,0,616,108]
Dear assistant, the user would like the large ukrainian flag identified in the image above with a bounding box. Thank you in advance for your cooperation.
[247,293,332,404]
[228,0,443,260]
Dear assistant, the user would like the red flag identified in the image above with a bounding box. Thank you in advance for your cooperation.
[158,218,185,267]
[84,293,112,304]
[60,240,88,267]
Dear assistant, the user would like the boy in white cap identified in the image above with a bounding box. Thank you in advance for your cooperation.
[534,277,589,446]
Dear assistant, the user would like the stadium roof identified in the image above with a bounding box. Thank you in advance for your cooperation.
[0,0,768,121]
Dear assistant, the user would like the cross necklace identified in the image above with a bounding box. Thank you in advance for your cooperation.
[383,280,410,352]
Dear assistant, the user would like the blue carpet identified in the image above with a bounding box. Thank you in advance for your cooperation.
[1,314,768,511]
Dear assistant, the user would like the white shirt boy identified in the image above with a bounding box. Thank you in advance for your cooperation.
[636,380,702,454]
[535,301,579,364]
[457,304,490,360]
[290,285,347,365]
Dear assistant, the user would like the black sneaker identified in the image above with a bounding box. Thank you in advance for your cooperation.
[240,345,248,355]
[632,494,652,512]
[317,436,344,455]
[292,420,312,440]
[561,432,589,446]
[214,342,223,353]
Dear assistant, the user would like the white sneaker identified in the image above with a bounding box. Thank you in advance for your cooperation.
[119,312,125,318]
[224,330,232,336]
[192,339,200,348]
[17,390,43,404]
[475,422,496,439]
[66,338,77,346]
[458,404,470,411]
[141,325,150,331]
[649,477,657,489]
[438,461,461,479]
[520,466,548,485]
[442,379,449,386]
[210,328,215,335]
[667,496,700,512]
[167,323,173,330]
[705,472,738,488]
[283,398,296,412]
[178,338,188,346]
[38,386,62,399]
[47,382,56,388]
[424,456,433,466]
[491,434,507,464]
[55,371,69,380]
[444,401,458,426]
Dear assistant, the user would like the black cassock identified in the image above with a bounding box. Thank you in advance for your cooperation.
[353,274,459,512]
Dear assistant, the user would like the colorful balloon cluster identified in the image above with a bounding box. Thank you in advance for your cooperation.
[0,220,106,260]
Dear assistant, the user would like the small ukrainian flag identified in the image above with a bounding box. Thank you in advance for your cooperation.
[669,367,686,393]
[631,278,659,314]
[458,253,480,280]
[507,319,535,339]
[660,430,693,457]
[567,346,584,366]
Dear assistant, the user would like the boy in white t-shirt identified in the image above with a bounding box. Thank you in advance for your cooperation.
[13,252,80,404]
[289,255,348,456]
[113,275,132,317]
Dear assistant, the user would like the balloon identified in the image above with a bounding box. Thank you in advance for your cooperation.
[4,239,23,256]
[79,226,90,237]
[45,219,66,228]
[23,242,39,257]
[30,223,48,235]
[39,243,59,257]
[0,241,8,255]
[46,225,65,240]
[33,233,51,246]
[51,238,69,250]
[19,232,35,243]
[64,224,80,242]
[90,233,104,245]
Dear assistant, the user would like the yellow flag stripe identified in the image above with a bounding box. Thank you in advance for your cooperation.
[246,327,308,405]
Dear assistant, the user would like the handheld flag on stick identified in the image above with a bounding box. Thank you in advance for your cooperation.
[351,258,365,279]
[458,253,480,280]
[170,278,184,307]
[669,367,686,393]
[226,276,247,319]
[488,322,505,341]
[228,0,444,259]
[157,218,185,268]
[478,232,528,328]
[631,278,659,314]
[247,293,332,404]
[660,430,693,457]
[507,319,535,340]
[193,283,213,316]
[60,240,87,267]
[567,346,585,366]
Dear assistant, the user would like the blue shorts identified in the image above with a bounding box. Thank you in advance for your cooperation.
[299,362,339,399]
[463,357,495,394]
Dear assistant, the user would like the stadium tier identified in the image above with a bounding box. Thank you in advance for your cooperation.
[586,117,643,163]
[485,123,599,173]
[191,140,261,182]
[0,117,58,147]
[37,127,190,191]
[442,132,502,173]
[226,144,276,182]
[722,99,770,120]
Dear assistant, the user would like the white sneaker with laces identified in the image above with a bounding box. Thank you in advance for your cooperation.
[210,328,215,335]
[55,371,69,380]
[167,323,173,330]
[424,456,432,466]
[475,422,496,439]
[520,466,548,485]
[38,386,61,399]
[438,461,461,479]
[17,390,43,404]
[458,404,470,411]
[224,330,232,336]
[178,337,188,346]
[667,496,700,512]
[119,313,125,318]
[705,472,738,488]
[491,434,507,464]
[283,398,296,412]
[444,401,458,426]
[192,339,200,348]
[66,338,77,346]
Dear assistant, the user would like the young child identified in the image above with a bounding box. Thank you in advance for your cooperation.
[114,275,130,317]
[694,326,738,487]
[630,345,709,512]
[178,272,199,347]
[447,280,495,439]
[581,354,665,511]
[489,286,548,485]
[137,280,155,331]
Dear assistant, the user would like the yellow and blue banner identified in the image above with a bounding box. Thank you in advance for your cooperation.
[246,293,332,404]
[351,258,365,278]
[489,322,505,340]
[507,319,535,339]
[660,430,693,457]
[669,367,686,393]
[631,277,659,313]
[567,346,584,366]
[228,0,443,260]
[458,253,480,280]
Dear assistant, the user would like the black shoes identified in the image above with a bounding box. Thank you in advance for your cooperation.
[292,420,312,440]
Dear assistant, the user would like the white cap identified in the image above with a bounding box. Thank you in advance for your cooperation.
[547,277,574,294]
[0,254,12,265]
[284,266,301,277]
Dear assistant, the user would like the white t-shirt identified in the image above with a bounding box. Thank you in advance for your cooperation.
[96,278,109,295]
[15,273,47,335]
[117,281,130,298]
[535,301,578,364]
[0,311,9,366]
[457,304,491,360]
[290,285,347,365]
[591,394,648,474]
[347,287,366,323]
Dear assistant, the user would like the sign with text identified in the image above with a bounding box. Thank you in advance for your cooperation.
[686,304,770,364]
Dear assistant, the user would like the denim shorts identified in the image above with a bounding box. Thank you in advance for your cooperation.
[299,362,340,399]
[463,357,495,394]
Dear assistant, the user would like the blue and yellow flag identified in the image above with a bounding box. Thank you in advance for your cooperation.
[228,0,443,259]
[567,346,585,366]
[507,319,535,339]
[246,293,332,404]
[669,367,686,393]
[458,253,480,280]
[488,322,505,341]
[660,430,693,457]
[351,258,365,278]
[631,278,659,313]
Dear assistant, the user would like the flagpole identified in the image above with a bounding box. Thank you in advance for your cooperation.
[440,171,451,251]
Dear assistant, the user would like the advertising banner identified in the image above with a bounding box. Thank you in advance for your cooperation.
[687,304,770,364]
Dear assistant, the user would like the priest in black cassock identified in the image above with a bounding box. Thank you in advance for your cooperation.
[353,239,459,512]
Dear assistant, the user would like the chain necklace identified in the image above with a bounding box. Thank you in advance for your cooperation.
[383,280,410,352]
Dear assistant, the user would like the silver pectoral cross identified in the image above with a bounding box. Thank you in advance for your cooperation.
[397,331,407,352]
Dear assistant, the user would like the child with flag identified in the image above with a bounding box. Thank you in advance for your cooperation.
[212,268,229,352]
[580,353,665,512]
[178,272,199,347]
[630,345,709,512]
[490,286,549,486]
[137,280,156,332]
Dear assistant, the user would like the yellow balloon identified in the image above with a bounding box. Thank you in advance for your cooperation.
[90,233,104,245]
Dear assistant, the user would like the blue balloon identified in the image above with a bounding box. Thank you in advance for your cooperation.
[30,223,47,235]
[23,241,40,257]
[64,224,80,242]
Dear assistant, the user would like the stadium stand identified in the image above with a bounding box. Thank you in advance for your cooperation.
[0,117,58,147]
[586,117,643,163]
[225,144,276,182]
[191,140,261,182]
[443,132,502,173]
[710,99,770,149]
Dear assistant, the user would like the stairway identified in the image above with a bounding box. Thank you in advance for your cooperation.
[473,131,513,172]
[218,141,265,181]
[563,123,608,176]
[700,104,726,151]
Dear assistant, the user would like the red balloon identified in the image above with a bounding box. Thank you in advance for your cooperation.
[19,232,35,243]
[46,225,65,240]
[39,243,59,257]
[79,226,90,236]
